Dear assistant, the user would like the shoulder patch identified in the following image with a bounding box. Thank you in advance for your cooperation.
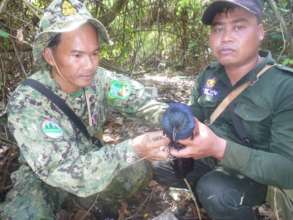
[276,64,293,74]
[41,119,63,139]
[108,80,132,100]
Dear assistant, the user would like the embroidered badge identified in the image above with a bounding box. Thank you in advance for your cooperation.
[202,78,219,97]
[62,0,77,16]
[41,119,63,139]
[206,78,216,88]
[108,80,131,100]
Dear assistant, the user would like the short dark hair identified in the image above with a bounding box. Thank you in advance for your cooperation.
[47,33,62,48]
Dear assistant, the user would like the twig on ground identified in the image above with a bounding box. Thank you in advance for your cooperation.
[125,188,155,219]
[184,178,202,220]
[80,194,100,220]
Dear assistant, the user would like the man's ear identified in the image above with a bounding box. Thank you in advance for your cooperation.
[43,48,55,66]
[257,23,265,42]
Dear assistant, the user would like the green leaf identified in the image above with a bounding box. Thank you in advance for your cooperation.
[0,29,9,39]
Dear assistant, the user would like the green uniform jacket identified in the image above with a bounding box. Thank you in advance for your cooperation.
[8,67,167,197]
[190,51,293,196]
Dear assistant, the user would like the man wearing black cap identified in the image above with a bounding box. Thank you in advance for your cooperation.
[153,0,293,219]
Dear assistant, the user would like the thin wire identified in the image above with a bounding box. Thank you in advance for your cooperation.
[183,178,202,220]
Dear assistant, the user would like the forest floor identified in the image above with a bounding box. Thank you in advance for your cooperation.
[0,71,275,220]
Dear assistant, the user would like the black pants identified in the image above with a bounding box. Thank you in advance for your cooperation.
[152,159,267,220]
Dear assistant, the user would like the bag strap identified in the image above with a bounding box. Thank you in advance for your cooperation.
[23,79,91,140]
[207,64,275,125]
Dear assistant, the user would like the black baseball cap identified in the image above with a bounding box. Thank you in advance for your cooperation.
[202,0,263,25]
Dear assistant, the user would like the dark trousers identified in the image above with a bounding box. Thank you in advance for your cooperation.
[152,159,267,220]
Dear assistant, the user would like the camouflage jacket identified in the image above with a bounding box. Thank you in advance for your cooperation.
[8,67,167,197]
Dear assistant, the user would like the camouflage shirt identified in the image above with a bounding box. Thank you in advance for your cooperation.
[8,67,167,197]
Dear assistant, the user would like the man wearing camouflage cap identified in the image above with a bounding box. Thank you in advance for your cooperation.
[153,0,293,219]
[0,0,170,219]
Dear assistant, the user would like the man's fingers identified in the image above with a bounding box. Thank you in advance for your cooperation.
[146,148,169,161]
[148,132,170,147]
[170,147,193,158]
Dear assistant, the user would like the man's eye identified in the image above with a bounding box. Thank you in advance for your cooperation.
[212,26,223,33]
[234,25,244,31]
[93,51,99,56]
[73,53,82,58]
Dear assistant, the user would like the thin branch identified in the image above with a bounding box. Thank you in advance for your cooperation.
[0,0,9,14]
[99,0,129,26]
[184,178,202,220]
[0,136,16,145]
[22,0,43,18]
[11,39,27,77]
[267,0,289,60]
[277,23,287,61]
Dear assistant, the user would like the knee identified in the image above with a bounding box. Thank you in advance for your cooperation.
[196,171,256,220]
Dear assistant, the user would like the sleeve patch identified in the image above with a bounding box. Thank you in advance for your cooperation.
[41,119,63,139]
[108,80,132,100]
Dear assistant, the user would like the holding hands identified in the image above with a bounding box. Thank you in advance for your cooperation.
[132,130,170,161]
[170,118,226,160]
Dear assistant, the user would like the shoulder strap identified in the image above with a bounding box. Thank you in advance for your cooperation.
[23,79,91,140]
[207,64,275,125]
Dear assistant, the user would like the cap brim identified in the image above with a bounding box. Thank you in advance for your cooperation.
[202,0,257,25]
[88,18,112,45]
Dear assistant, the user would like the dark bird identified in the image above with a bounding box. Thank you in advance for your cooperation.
[161,102,196,178]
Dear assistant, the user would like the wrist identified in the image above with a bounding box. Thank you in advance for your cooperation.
[131,137,141,154]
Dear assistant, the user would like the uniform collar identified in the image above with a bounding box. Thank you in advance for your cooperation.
[34,68,84,100]
[215,50,275,88]
[245,50,275,83]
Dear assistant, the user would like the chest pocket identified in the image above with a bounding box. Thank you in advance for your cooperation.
[197,94,220,121]
[234,100,271,146]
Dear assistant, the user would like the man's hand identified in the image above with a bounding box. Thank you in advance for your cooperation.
[132,130,170,161]
[170,118,227,160]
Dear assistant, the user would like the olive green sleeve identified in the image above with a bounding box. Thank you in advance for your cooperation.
[220,140,293,188]
[220,89,293,189]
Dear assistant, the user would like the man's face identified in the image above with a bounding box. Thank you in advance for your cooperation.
[209,7,264,68]
[46,23,100,93]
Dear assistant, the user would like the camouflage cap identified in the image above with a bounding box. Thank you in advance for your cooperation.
[33,0,111,66]
[202,0,263,25]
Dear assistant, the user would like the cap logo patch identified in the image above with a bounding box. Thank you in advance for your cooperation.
[62,0,77,16]
[41,119,63,139]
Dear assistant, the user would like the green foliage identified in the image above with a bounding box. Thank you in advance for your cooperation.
[263,0,292,64]
[0,0,292,75]
[282,58,293,67]
[0,29,9,49]
[0,29,9,39]
[95,0,211,71]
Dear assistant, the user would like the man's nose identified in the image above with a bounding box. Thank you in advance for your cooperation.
[84,55,98,69]
[221,27,234,42]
